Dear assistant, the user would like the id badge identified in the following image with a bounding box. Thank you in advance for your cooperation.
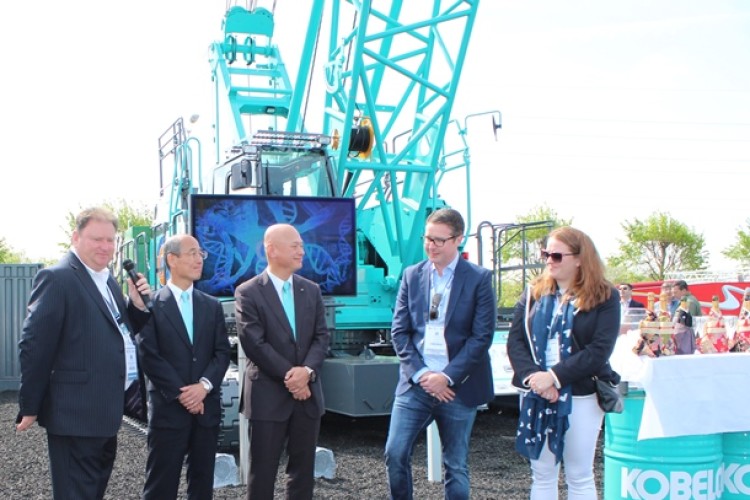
[424,323,448,357]
[545,337,560,368]
[119,323,139,388]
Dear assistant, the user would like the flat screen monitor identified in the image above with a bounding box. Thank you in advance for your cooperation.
[190,194,357,298]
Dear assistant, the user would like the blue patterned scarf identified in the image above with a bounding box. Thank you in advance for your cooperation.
[515,292,575,463]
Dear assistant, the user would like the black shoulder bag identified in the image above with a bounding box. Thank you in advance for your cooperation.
[570,330,624,414]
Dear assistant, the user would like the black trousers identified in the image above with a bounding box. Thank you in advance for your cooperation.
[142,421,219,500]
[47,433,117,500]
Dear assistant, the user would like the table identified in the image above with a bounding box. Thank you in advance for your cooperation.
[637,352,750,440]
[610,331,750,440]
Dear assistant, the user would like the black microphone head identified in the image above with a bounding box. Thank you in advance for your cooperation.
[122,259,135,271]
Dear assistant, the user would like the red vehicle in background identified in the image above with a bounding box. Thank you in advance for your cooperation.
[631,271,750,316]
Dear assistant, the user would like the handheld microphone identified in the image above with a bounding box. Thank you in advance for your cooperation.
[122,259,152,312]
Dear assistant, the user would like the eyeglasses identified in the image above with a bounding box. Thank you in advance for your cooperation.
[541,250,578,263]
[618,286,630,291]
[423,235,459,248]
[180,249,208,260]
[429,293,442,320]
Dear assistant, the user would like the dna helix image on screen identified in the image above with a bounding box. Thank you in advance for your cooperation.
[190,194,357,297]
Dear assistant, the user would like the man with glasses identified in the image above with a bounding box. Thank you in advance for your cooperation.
[137,234,231,499]
[385,208,496,500]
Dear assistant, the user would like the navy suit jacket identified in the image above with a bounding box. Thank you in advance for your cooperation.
[17,252,150,437]
[136,286,231,429]
[235,271,330,421]
[391,257,497,407]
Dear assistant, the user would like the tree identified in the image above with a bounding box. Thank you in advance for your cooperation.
[58,199,154,252]
[493,205,573,307]
[609,212,707,281]
[722,218,750,268]
[0,237,26,263]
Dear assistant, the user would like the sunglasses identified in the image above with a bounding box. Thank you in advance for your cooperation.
[541,250,578,263]
[429,293,442,320]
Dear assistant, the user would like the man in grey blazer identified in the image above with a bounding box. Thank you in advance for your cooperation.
[384,208,496,500]
[16,207,152,500]
[137,234,231,500]
[235,223,330,500]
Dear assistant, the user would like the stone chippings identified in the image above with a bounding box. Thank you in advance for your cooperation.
[0,391,602,499]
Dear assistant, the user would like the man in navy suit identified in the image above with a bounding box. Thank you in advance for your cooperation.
[137,234,231,500]
[235,223,330,500]
[16,207,152,500]
[384,208,496,500]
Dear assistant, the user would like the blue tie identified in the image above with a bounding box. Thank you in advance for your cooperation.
[180,291,193,343]
[282,281,296,339]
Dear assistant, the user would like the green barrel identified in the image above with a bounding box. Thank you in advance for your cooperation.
[604,391,723,499]
[723,432,750,499]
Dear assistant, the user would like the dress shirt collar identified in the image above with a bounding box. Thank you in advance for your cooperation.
[267,270,293,296]
[167,281,193,302]
[71,248,111,287]
[429,252,459,278]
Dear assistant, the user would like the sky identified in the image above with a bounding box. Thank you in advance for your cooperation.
[1,0,749,271]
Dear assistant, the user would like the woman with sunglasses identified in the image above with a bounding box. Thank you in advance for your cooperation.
[507,226,621,500]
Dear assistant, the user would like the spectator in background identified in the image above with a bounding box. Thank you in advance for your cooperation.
[618,283,644,309]
[137,234,231,500]
[673,280,703,316]
[655,281,680,317]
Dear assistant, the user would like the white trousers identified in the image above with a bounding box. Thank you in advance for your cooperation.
[529,394,604,500]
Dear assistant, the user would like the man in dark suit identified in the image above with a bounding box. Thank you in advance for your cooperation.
[16,206,152,500]
[384,208,496,500]
[618,283,645,309]
[234,223,330,500]
[137,234,231,500]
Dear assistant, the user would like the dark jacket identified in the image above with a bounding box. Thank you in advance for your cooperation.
[507,286,621,396]
[17,252,150,436]
[136,286,231,429]
[391,257,496,407]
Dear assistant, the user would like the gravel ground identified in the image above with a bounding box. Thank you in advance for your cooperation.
[1,391,603,499]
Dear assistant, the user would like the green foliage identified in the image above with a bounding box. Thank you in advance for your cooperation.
[58,199,154,252]
[723,219,750,268]
[0,237,26,263]
[496,205,573,307]
[604,261,648,286]
[609,212,707,281]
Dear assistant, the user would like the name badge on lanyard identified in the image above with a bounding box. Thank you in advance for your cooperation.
[119,322,138,389]
[424,323,448,358]
[545,300,566,368]
[106,288,139,389]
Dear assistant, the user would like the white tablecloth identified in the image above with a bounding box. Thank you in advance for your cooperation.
[610,331,750,440]
[637,352,750,440]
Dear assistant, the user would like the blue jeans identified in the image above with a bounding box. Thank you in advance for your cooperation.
[384,385,477,500]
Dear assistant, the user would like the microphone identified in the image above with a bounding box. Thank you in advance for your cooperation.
[122,259,152,312]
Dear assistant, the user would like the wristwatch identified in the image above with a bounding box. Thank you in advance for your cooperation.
[304,366,316,383]
[200,378,211,392]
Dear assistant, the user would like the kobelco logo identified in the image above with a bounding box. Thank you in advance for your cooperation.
[618,463,750,499]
